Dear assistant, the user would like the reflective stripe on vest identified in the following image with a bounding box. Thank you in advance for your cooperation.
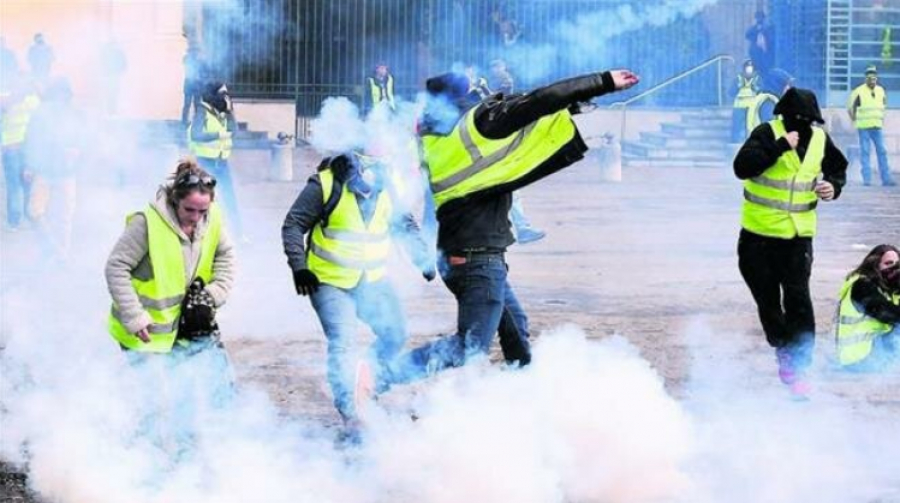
[108,203,222,353]
[368,75,395,109]
[307,169,392,289]
[835,275,899,366]
[851,84,886,129]
[1,94,40,146]
[733,75,758,109]
[188,103,232,159]
[746,92,779,135]
[422,107,577,209]
[741,119,825,239]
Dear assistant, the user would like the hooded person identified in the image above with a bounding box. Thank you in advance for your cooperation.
[733,87,848,398]
[381,67,639,388]
[188,80,244,241]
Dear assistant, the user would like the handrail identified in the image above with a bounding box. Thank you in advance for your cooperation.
[607,54,736,140]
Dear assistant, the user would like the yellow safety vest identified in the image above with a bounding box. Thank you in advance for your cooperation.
[108,204,222,353]
[848,84,886,129]
[422,107,577,209]
[733,75,759,109]
[187,103,232,159]
[307,169,393,289]
[368,75,395,110]
[835,275,900,366]
[741,119,825,239]
[1,94,40,146]
[746,92,779,135]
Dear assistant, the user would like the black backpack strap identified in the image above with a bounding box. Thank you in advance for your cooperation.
[321,177,344,229]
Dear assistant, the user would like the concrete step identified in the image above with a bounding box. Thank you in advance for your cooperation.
[623,157,725,169]
[622,143,730,161]
[679,108,733,120]
[680,114,732,127]
[639,131,738,149]
[661,122,732,138]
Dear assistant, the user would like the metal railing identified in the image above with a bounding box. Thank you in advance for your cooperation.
[608,54,735,141]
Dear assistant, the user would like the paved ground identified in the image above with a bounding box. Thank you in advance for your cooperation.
[1,147,898,501]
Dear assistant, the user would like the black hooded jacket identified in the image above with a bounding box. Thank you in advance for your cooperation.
[422,71,616,254]
[734,88,847,199]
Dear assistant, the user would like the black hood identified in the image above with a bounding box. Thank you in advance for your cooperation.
[773,88,824,125]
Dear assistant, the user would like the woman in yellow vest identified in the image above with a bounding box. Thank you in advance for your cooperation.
[734,88,848,398]
[835,244,900,371]
[105,159,236,457]
[281,153,433,443]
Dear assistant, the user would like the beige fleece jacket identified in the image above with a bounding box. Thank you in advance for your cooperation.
[105,190,236,334]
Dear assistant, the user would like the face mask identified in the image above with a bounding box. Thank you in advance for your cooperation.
[882,264,900,286]
[745,66,754,75]
[210,93,229,112]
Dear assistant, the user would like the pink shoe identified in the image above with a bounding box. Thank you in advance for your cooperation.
[789,379,812,400]
[775,347,796,385]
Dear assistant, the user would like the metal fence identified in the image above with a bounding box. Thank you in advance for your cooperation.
[200,0,832,115]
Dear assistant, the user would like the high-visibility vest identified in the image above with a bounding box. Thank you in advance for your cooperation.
[746,92,779,135]
[421,107,577,209]
[848,84,886,129]
[835,275,900,366]
[306,169,393,289]
[108,204,222,353]
[741,119,825,239]
[1,94,40,147]
[187,103,232,159]
[368,75,395,110]
[733,74,759,109]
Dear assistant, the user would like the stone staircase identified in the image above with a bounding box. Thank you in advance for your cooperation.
[621,108,738,169]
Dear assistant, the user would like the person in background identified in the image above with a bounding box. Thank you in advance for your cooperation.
[281,153,433,443]
[733,88,847,398]
[105,158,236,461]
[847,65,895,187]
[745,10,775,92]
[732,59,760,143]
[1,76,40,233]
[188,80,245,241]
[365,62,395,113]
[27,33,54,83]
[835,244,900,371]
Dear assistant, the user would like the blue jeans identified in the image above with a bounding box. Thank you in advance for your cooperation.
[2,147,31,227]
[310,280,408,420]
[393,252,531,384]
[197,157,243,238]
[858,128,894,185]
[125,337,234,460]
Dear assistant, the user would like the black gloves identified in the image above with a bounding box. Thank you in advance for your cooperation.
[179,278,217,339]
[422,267,437,282]
[293,269,320,296]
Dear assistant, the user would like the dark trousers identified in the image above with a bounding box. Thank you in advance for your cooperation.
[738,230,815,369]
[393,252,531,384]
